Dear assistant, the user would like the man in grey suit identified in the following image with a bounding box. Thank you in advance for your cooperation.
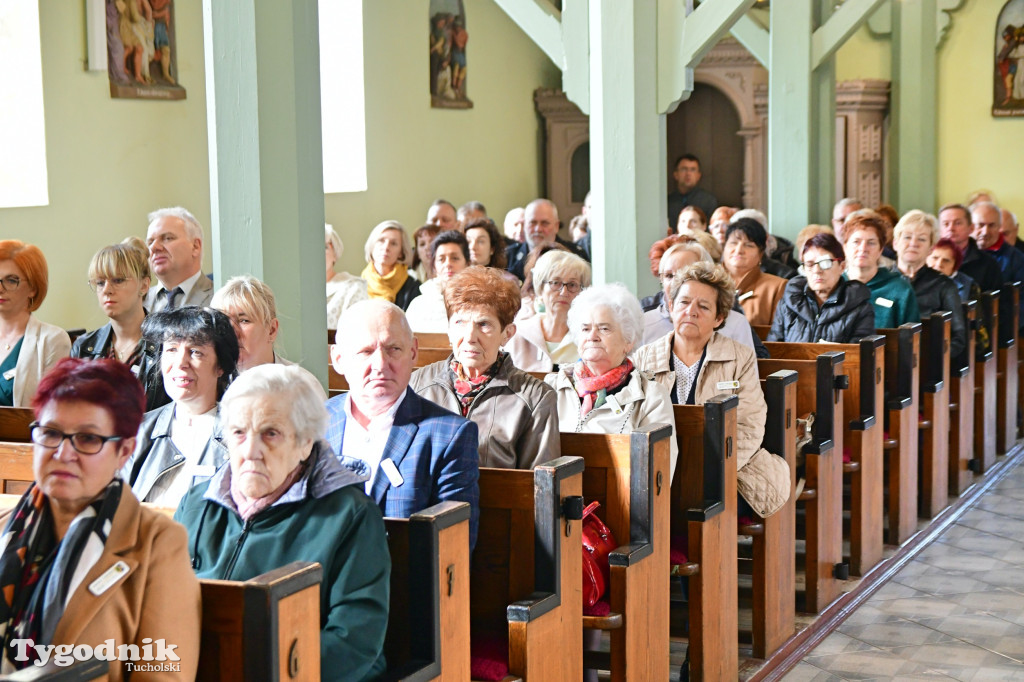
[144,207,214,312]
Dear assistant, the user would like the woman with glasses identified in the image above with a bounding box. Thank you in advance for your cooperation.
[843,211,920,329]
[72,238,169,411]
[0,240,71,407]
[768,232,875,343]
[124,306,238,509]
[506,250,591,371]
[0,358,199,679]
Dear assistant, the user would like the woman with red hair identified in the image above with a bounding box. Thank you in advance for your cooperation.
[0,241,70,407]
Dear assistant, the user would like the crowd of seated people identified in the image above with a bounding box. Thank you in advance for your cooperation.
[1,186,1019,680]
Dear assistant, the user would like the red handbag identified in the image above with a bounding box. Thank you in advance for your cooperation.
[581,501,618,608]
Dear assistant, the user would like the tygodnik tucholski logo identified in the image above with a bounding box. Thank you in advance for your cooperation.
[9,638,181,671]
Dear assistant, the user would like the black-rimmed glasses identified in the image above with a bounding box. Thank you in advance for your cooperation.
[30,423,123,455]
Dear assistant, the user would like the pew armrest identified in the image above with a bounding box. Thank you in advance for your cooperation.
[850,415,875,431]
[922,380,945,394]
[608,542,653,567]
[886,396,912,411]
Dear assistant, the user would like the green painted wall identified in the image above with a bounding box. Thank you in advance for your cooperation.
[836,5,1024,215]
[326,0,561,276]
[1,0,559,331]
[0,1,210,331]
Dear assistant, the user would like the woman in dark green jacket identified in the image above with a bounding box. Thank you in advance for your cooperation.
[175,364,389,682]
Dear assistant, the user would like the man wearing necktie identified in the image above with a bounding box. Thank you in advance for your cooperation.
[144,207,214,313]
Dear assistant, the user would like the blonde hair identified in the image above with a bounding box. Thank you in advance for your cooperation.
[676,228,722,262]
[363,221,413,265]
[795,225,833,256]
[532,250,592,295]
[325,224,344,265]
[893,210,939,246]
[88,239,151,283]
[666,262,736,320]
[211,275,278,329]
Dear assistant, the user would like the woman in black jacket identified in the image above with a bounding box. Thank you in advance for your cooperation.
[71,238,169,411]
[768,232,875,343]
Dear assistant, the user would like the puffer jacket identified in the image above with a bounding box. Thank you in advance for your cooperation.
[71,322,170,412]
[632,331,791,518]
[903,265,968,361]
[767,276,875,344]
[410,352,560,469]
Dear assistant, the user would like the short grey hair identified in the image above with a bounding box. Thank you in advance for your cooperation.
[834,197,863,213]
[971,200,1001,218]
[325,224,344,263]
[532,250,592,295]
[731,208,768,229]
[221,364,328,444]
[660,241,713,270]
[363,220,413,265]
[893,210,939,245]
[567,283,645,350]
[525,198,560,224]
[148,207,203,242]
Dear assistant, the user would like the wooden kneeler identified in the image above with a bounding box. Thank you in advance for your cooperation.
[560,426,672,682]
[385,501,472,681]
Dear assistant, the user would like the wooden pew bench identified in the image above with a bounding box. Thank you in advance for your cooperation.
[877,324,920,545]
[997,282,1020,455]
[974,291,1000,474]
[950,301,977,496]
[472,456,584,682]
[560,426,672,682]
[758,352,846,613]
[919,312,951,517]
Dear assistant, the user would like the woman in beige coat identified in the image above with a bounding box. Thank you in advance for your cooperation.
[545,283,677,475]
[633,262,790,519]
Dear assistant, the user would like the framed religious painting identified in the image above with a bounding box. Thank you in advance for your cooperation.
[106,0,186,100]
[429,0,473,109]
[994,0,1024,116]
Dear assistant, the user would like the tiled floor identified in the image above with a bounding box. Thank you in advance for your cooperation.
[782,455,1024,682]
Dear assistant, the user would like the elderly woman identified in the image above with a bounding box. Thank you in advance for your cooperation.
[212,275,293,371]
[893,210,967,359]
[769,232,875,343]
[507,250,591,371]
[411,267,559,469]
[708,206,738,248]
[546,283,677,471]
[844,211,920,329]
[0,358,199,678]
[0,241,70,407]
[411,224,441,283]
[125,306,238,507]
[72,238,169,411]
[362,220,419,310]
[406,231,470,333]
[927,238,989,358]
[326,224,369,328]
[676,206,707,234]
[634,263,790,519]
[176,364,389,682]
[722,218,789,326]
[517,242,570,321]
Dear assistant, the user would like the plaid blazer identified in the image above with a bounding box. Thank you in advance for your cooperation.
[325,388,480,548]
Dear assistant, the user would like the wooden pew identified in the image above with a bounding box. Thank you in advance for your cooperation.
[198,561,322,682]
[0,407,33,442]
[672,397,738,680]
[950,301,976,496]
[758,352,846,614]
[974,291,1000,474]
[997,282,1020,455]
[748,371,797,659]
[0,441,34,495]
[0,659,108,681]
[919,312,951,518]
[765,337,884,577]
[415,332,452,349]
[560,426,672,682]
[385,501,472,681]
[472,456,584,682]
[878,324,920,546]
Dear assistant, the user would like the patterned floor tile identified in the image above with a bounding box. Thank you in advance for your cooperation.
[973,497,1024,523]
[839,619,957,650]
[916,613,1024,663]
[809,631,883,657]
[885,642,1022,681]
[804,648,948,680]
[893,572,999,596]
[960,664,1024,681]
[913,547,1018,574]
[779,661,849,681]
[941,588,1024,621]
[871,581,934,600]
[839,602,906,627]
[954,510,1024,540]
[871,595,973,620]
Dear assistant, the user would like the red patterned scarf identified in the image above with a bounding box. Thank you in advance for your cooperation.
[572,359,634,416]
[450,353,505,416]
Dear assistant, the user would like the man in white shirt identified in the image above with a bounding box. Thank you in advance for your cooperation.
[144,206,214,312]
[324,299,480,546]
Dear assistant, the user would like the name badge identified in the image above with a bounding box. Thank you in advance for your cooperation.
[605,395,624,415]
[192,465,216,478]
[716,380,740,391]
[737,291,754,302]
[380,458,404,488]
[130,364,141,377]
[875,297,894,308]
[2,369,14,381]
[89,561,131,596]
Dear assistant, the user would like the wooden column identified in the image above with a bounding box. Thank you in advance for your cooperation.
[203,0,326,382]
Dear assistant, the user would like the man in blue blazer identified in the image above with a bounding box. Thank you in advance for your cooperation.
[325,299,480,547]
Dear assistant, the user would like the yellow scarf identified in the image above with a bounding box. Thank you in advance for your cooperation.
[362,262,410,303]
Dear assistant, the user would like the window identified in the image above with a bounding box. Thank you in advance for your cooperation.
[319,0,367,193]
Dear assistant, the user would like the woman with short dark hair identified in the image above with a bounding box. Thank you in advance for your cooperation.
[406,230,471,332]
[722,218,788,326]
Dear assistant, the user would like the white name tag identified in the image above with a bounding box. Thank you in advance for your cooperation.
[380,458,404,488]
[192,465,216,478]
[605,395,623,415]
[875,297,894,308]
[2,369,14,381]
[89,561,131,596]
[737,291,754,302]
[716,380,740,390]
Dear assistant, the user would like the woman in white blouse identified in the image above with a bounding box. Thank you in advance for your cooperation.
[325,224,369,329]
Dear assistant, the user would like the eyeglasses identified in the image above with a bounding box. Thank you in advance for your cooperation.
[87,277,132,292]
[0,276,21,292]
[544,280,582,294]
[800,258,837,273]
[30,423,123,455]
